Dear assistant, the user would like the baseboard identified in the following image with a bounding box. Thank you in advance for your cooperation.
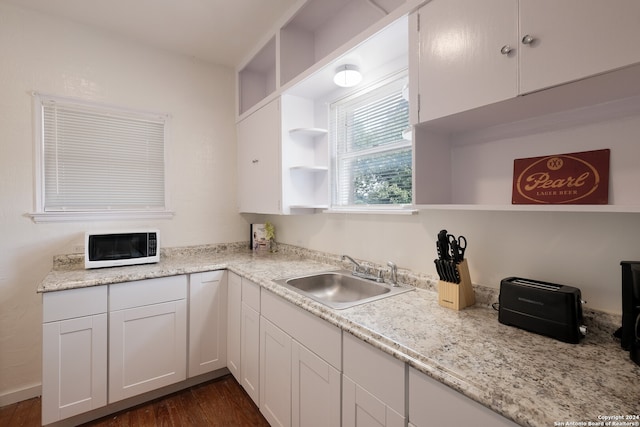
[0,383,42,407]
[44,368,229,427]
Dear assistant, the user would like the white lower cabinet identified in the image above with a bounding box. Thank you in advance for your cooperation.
[260,289,342,427]
[42,269,518,427]
[343,376,405,427]
[109,276,187,403]
[291,340,341,427]
[342,333,406,427]
[188,271,227,377]
[408,367,517,427]
[260,317,292,427]
[42,286,108,425]
[226,271,242,380]
[240,278,261,404]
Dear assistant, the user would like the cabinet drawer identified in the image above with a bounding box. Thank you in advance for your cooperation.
[261,290,341,369]
[43,286,108,323]
[241,278,260,311]
[343,332,405,414]
[110,275,187,311]
[200,270,224,283]
[409,367,517,426]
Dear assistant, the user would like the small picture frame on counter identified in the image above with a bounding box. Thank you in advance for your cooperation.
[250,224,269,251]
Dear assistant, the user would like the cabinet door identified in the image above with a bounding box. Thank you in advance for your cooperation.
[109,300,187,403]
[237,98,282,214]
[519,0,640,94]
[417,0,518,121]
[342,375,405,427]
[408,367,518,426]
[188,271,227,377]
[292,341,341,427]
[42,314,107,425]
[342,333,405,427]
[241,302,261,404]
[260,318,292,427]
[227,272,242,380]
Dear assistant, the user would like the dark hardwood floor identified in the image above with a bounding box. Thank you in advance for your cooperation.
[0,375,270,427]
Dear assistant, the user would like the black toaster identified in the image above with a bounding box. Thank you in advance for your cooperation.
[498,277,586,344]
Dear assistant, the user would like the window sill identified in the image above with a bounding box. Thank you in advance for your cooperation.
[322,206,418,215]
[28,210,175,223]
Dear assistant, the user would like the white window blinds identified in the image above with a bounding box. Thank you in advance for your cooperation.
[330,73,412,207]
[39,95,167,212]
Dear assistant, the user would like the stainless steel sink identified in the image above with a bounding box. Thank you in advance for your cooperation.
[274,270,413,309]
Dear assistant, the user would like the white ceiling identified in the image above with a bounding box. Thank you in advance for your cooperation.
[1,0,298,67]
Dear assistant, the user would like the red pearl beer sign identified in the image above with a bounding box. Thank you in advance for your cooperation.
[512,149,610,204]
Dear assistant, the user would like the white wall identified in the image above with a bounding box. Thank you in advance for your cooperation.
[0,3,247,403]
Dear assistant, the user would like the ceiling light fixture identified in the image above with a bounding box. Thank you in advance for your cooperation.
[333,65,362,87]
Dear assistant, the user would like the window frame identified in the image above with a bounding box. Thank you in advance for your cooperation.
[30,92,174,223]
[328,70,415,213]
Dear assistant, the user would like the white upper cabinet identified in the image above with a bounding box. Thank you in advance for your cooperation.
[412,0,640,211]
[417,0,518,122]
[235,0,416,214]
[236,95,329,214]
[237,98,282,214]
[518,0,640,94]
[415,0,640,123]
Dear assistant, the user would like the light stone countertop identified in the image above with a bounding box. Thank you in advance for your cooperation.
[37,244,640,427]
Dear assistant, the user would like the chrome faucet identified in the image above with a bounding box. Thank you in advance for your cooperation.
[341,254,361,271]
[387,261,398,286]
[341,255,384,283]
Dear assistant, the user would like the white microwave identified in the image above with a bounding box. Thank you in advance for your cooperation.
[84,229,159,269]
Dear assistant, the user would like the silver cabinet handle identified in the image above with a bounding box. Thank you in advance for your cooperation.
[500,45,513,55]
[521,34,535,45]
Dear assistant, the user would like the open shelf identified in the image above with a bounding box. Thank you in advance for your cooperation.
[289,204,330,209]
[290,165,328,172]
[289,128,328,138]
[413,93,640,212]
[279,0,405,87]
[414,204,640,213]
[280,94,330,214]
[238,36,276,115]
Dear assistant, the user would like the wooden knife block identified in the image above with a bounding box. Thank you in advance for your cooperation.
[438,259,475,310]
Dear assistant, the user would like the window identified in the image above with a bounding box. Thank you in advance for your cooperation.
[32,94,172,222]
[330,72,412,210]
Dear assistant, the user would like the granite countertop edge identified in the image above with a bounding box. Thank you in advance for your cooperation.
[37,243,639,427]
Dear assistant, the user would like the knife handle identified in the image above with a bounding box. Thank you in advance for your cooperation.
[450,239,459,262]
[452,261,461,283]
[434,259,443,281]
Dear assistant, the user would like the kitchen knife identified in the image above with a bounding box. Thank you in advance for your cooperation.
[437,230,450,261]
[451,261,461,283]
[445,260,457,283]
[434,259,445,281]
[450,238,461,263]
